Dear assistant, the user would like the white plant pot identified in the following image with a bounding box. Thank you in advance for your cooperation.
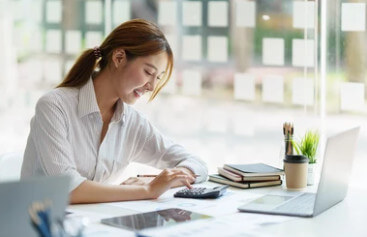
[307,163,315,186]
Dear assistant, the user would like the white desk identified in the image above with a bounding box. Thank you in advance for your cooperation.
[68,182,367,237]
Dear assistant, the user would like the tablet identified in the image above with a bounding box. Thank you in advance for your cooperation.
[101,208,212,231]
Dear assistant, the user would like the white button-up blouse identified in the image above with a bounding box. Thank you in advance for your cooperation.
[21,78,208,191]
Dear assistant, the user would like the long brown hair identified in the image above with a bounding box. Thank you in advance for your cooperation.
[57,18,174,101]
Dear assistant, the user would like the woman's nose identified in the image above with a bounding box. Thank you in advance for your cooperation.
[144,81,154,92]
[145,77,157,91]
[145,82,153,91]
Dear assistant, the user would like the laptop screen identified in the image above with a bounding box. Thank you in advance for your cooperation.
[0,176,70,237]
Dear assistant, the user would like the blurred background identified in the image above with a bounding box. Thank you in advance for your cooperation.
[0,0,366,188]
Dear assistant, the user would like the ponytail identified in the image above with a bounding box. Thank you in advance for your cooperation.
[57,49,98,88]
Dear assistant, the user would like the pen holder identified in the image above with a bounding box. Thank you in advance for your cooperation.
[283,155,308,189]
[278,135,294,169]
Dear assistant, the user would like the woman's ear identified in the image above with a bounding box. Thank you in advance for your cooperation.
[112,48,126,68]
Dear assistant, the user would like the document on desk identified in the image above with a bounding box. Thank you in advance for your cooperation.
[107,188,214,213]
[104,187,293,236]
[107,187,262,216]
[137,212,292,237]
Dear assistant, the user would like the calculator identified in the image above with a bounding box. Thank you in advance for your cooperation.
[173,185,228,199]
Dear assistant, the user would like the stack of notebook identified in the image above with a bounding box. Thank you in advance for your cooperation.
[209,163,284,189]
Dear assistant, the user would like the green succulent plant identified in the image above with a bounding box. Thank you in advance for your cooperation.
[294,130,320,164]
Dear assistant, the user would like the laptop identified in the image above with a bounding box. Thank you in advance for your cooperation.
[0,175,70,237]
[238,127,360,217]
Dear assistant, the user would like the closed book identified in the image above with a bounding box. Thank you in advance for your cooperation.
[223,163,284,177]
[218,167,281,182]
[209,174,282,189]
[218,167,242,182]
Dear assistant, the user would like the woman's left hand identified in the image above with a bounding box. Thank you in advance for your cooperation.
[120,167,195,188]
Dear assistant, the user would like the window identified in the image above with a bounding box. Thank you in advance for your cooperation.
[1,0,365,187]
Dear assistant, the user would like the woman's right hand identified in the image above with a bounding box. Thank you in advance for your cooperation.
[147,168,195,199]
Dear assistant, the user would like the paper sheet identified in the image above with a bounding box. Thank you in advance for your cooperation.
[81,187,295,237]
[107,187,213,213]
[107,186,263,217]
[138,212,291,237]
[195,191,262,216]
[66,208,135,237]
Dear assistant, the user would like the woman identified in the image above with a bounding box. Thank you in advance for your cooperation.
[21,19,208,204]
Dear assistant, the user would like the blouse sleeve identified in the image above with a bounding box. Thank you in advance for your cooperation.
[31,95,86,191]
[131,113,208,183]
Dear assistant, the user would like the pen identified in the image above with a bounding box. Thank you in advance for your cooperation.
[137,174,200,177]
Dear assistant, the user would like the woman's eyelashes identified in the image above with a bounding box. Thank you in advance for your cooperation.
[144,70,161,80]
[144,70,154,77]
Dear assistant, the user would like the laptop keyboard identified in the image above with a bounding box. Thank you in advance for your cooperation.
[274,193,316,213]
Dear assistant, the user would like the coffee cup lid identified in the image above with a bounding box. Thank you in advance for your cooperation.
[283,155,309,163]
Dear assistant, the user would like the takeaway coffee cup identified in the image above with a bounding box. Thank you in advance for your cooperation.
[283,155,309,189]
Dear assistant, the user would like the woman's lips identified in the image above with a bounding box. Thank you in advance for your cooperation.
[134,89,143,97]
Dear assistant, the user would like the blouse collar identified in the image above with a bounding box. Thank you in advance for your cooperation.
[78,78,125,123]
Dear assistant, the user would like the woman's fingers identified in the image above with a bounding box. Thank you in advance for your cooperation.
[170,174,194,189]
[181,179,192,189]
[148,169,196,198]
[170,168,196,182]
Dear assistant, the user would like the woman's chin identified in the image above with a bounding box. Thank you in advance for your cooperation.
[124,98,138,105]
[119,95,138,105]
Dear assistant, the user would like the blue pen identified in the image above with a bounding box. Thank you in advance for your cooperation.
[31,207,52,237]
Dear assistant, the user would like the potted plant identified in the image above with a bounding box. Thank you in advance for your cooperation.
[294,130,320,185]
